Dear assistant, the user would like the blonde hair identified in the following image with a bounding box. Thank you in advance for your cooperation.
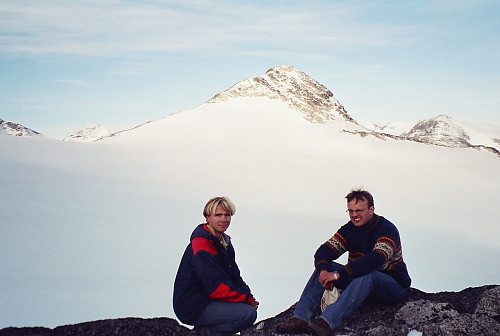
[203,196,236,217]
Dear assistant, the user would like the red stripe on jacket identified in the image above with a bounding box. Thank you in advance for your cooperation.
[192,237,218,256]
[208,282,250,303]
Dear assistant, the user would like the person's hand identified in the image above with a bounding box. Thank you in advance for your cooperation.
[250,298,259,310]
[319,270,339,290]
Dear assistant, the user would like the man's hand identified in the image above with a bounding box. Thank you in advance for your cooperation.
[319,270,339,290]
[250,298,259,310]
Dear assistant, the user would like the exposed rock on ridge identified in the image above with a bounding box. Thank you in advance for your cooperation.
[400,115,500,156]
[402,115,471,148]
[0,118,41,137]
[1,285,497,336]
[63,124,111,142]
[353,115,500,156]
[208,65,357,125]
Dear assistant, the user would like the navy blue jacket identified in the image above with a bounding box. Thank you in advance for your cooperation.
[314,214,411,288]
[173,224,254,325]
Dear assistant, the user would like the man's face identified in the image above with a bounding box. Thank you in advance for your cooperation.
[206,205,232,237]
[347,198,374,227]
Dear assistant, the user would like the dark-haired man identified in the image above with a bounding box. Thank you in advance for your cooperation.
[277,189,411,336]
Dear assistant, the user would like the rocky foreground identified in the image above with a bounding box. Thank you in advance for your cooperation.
[1,285,498,336]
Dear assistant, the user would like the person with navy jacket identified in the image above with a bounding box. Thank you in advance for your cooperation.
[173,196,258,336]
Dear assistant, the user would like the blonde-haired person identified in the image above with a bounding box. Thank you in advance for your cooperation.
[203,196,235,218]
[173,196,258,336]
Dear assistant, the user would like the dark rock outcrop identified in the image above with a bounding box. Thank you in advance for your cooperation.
[1,285,498,336]
[0,318,190,336]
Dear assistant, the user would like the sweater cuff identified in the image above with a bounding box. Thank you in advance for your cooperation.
[338,265,351,279]
[315,260,330,272]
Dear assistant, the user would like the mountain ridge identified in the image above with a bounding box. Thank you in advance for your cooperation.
[366,115,500,155]
[98,65,499,156]
[63,125,111,142]
[1,66,498,156]
[0,118,42,137]
[208,65,357,125]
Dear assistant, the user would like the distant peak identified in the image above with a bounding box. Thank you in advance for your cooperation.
[63,124,111,142]
[208,65,357,124]
[402,115,471,148]
[265,65,304,76]
[0,118,42,137]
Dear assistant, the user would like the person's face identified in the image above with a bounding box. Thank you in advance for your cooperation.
[206,205,232,237]
[347,198,374,227]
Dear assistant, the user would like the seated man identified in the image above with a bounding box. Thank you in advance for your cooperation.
[277,189,411,336]
[173,196,259,336]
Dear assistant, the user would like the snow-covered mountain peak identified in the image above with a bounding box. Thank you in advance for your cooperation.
[0,118,42,137]
[402,114,471,148]
[63,125,111,142]
[207,65,357,125]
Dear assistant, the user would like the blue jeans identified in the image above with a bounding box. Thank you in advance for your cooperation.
[193,301,257,336]
[293,262,408,330]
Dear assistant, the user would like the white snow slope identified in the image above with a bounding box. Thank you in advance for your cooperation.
[1,85,499,329]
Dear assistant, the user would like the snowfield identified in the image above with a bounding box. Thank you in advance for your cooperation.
[1,94,499,329]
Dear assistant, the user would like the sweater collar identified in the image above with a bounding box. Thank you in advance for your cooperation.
[205,224,228,250]
[358,214,379,232]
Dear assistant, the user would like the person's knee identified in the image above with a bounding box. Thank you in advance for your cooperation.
[245,307,257,325]
[235,306,256,330]
[360,271,376,281]
[350,272,375,289]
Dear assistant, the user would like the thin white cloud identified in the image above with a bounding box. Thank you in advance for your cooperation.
[54,79,86,85]
[0,0,418,57]
[105,71,142,76]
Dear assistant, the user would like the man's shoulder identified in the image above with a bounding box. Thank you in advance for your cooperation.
[377,215,398,229]
[375,215,402,238]
[192,236,218,256]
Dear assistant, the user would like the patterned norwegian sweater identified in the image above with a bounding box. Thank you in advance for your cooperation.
[314,214,411,288]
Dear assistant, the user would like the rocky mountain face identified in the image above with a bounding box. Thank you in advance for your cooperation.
[63,125,111,142]
[402,115,472,148]
[0,119,41,137]
[208,65,357,125]
[2,285,498,336]
[207,65,499,156]
[367,115,500,156]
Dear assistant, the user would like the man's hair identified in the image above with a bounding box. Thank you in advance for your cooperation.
[203,196,236,217]
[345,189,374,208]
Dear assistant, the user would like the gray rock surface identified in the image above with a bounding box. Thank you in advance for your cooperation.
[1,285,498,336]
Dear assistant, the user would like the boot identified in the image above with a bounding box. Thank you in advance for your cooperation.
[276,317,308,334]
[307,317,332,336]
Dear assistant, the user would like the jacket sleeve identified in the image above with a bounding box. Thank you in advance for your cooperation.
[229,256,252,293]
[191,237,254,304]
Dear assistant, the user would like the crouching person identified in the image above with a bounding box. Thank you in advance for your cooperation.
[277,189,411,336]
[173,196,259,336]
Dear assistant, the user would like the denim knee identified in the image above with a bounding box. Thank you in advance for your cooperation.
[246,307,257,325]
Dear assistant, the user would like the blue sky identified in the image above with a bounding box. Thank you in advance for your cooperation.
[1,0,499,138]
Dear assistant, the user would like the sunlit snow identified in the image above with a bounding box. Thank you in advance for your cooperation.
[1,97,499,329]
